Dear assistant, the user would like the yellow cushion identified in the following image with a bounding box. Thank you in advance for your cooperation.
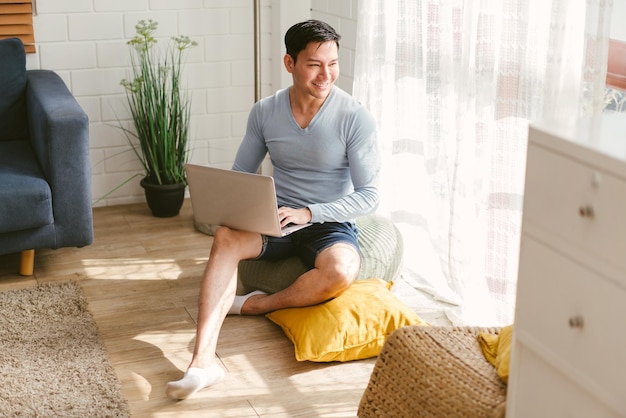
[478,325,513,383]
[266,278,428,362]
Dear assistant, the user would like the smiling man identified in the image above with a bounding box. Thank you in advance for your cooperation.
[166,19,380,400]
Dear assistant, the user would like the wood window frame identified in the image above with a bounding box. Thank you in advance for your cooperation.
[0,0,35,53]
[607,39,626,90]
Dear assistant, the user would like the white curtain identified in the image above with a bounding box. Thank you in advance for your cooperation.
[353,0,613,326]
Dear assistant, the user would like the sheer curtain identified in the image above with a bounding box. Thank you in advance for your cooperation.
[353,0,613,326]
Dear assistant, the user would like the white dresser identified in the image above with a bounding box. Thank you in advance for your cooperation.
[507,113,626,418]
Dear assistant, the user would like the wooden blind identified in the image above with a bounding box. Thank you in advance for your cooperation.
[0,0,35,53]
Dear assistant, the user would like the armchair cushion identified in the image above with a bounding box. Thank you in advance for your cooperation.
[0,140,52,233]
[0,38,29,142]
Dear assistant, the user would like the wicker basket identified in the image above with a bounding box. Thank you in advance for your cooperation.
[358,326,507,418]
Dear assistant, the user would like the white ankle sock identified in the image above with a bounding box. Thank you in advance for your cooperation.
[165,364,225,400]
[228,290,267,315]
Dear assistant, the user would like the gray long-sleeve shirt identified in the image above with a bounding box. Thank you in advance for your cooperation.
[232,86,380,223]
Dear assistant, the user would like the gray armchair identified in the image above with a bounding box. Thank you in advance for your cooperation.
[0,38,93,275]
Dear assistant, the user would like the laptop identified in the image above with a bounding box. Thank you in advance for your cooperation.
[185,164,312,237]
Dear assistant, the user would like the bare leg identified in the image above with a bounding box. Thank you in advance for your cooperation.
[166,239,360,400]
[165,227,262,399]
[241,242,361,315]
[189,228,263,368]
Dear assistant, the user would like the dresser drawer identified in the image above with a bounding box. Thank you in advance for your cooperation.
[515,237,626,413]
[523,143,626,275]
[508,345,620,418]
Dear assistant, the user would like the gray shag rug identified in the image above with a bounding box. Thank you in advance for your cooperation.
[0,282,130,417]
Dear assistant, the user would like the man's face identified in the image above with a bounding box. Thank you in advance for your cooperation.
[286,40,339,100]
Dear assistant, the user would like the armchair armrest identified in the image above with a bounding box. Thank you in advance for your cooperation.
[26,70,93,248]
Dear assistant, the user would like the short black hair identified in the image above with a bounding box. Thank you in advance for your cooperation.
[284,20,341,63]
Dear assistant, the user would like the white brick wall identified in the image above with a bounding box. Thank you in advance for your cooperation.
[311,0,359,94]
[28,0,359,207]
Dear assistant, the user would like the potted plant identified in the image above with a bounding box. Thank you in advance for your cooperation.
[120,19,197,217]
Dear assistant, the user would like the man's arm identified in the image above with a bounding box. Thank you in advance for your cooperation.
[308,110,381,222]
[232,103,267,173]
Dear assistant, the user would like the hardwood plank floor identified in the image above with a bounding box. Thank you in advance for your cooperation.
[0,200,382,417]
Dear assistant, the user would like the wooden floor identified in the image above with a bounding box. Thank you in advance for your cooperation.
[0,200,381,418]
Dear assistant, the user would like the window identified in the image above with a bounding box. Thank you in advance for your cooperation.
[0,0,35,53]
[607,39,626,90]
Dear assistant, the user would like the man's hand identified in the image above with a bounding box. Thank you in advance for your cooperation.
[278,206,312,227]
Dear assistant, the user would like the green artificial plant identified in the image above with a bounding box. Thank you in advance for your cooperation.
[120,19,197,185]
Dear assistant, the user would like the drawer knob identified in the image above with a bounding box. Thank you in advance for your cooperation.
[569,316,584,329]
[591,172,602,188]
[578,205,594,218]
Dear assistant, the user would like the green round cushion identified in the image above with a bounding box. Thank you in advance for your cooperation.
[236,214,404,294]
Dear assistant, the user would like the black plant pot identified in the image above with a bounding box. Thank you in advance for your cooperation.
[140,177,185,218]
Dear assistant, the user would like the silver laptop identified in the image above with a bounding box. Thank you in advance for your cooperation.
[185,164,311,237]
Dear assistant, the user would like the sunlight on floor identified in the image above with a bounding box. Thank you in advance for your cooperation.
[78,257,207,280]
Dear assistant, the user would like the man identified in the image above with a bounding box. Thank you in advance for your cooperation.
[166,19,380,400]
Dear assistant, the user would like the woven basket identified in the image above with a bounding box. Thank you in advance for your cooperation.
[358,326,507,418]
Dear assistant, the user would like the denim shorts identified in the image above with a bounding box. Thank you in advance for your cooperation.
[255,221,360,269]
